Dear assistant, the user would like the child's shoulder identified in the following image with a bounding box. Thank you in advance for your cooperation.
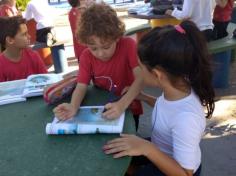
[23,48,38,56]
[22,48,42,61]
[119,36,136,44]
[0,48,39,63]
[80,48,93,59]
[0,52,5,61]
[69,7,78,15]
[0,4,10,9]
[0,4,9,13]
[117,37,136,50]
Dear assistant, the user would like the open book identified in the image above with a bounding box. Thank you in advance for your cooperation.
[0,79,26,105]
[23,74,63,97]
[46,106,125,135]
[0,74,63,105]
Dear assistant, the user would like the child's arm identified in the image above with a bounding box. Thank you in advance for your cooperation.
[215,0,228,8]
[166,0,194,20]
[103,134,193,176]
[138,91,157,107]
[121,87,157,107]
[53,83,87,120]
[103,66,143,119]
[62,70,78,79]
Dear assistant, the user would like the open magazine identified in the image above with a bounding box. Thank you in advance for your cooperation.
[23,74,63,97]
[0,79,26,105]
[46,106,125,135]
[0,74,63,105]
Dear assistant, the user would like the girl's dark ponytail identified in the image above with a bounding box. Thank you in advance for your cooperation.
[138,20,215,118]
[181,21,215,118]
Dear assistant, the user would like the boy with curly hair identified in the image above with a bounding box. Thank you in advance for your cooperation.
[54,3,143,130]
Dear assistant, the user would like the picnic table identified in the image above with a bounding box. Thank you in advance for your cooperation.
[0,86,136,176]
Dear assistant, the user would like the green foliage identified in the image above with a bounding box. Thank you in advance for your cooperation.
[16,0,31,11]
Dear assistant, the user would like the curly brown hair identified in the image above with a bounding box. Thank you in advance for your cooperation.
[77,3,125,44]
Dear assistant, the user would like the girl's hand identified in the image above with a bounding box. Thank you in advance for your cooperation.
[103,101,126,120]
[53,103,77,120]
[103,134,151,158]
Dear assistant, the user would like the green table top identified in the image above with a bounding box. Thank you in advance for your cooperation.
[0,86,136,176]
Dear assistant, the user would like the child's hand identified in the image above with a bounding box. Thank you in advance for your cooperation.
[103,134,151,158]
[102,101,125,120]
[53,103,77,120]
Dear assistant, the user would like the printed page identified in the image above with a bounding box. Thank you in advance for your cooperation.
[23,74,63,97]
[0,79,26,105]
[46,106,125,135]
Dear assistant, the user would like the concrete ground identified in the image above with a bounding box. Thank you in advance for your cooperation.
[52,9,236,176]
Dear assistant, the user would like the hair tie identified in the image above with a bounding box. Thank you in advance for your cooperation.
[174,25,186,34]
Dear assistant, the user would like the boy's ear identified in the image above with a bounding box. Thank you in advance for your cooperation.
[6,36,15,45]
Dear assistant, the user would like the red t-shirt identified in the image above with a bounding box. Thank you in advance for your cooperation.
[0,48,47,82]
[0,4,18,17]
[213,0,234,22]
[77,37,143,115]
[68,7,87,60]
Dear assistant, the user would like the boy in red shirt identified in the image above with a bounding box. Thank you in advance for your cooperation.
[213,0,234,39]
[54,3,143,129]
[0,16,47,82]
[68,0,87,61]
[0,0,19,17]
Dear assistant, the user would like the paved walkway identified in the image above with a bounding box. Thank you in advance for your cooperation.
[52,9,236,176]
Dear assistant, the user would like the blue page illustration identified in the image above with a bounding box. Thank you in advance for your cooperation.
[46,106,125,134]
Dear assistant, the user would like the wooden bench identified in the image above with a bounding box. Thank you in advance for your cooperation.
[31,40,70,73]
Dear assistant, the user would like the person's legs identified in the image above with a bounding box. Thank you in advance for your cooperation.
[201,29,213,42]
[126,155,152,176]
[129,154,202,176]
[134,163,165,176]
[36,27,52,43]
[213,20,229,39]
[36,27,56,46]
[135,163,201,176]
